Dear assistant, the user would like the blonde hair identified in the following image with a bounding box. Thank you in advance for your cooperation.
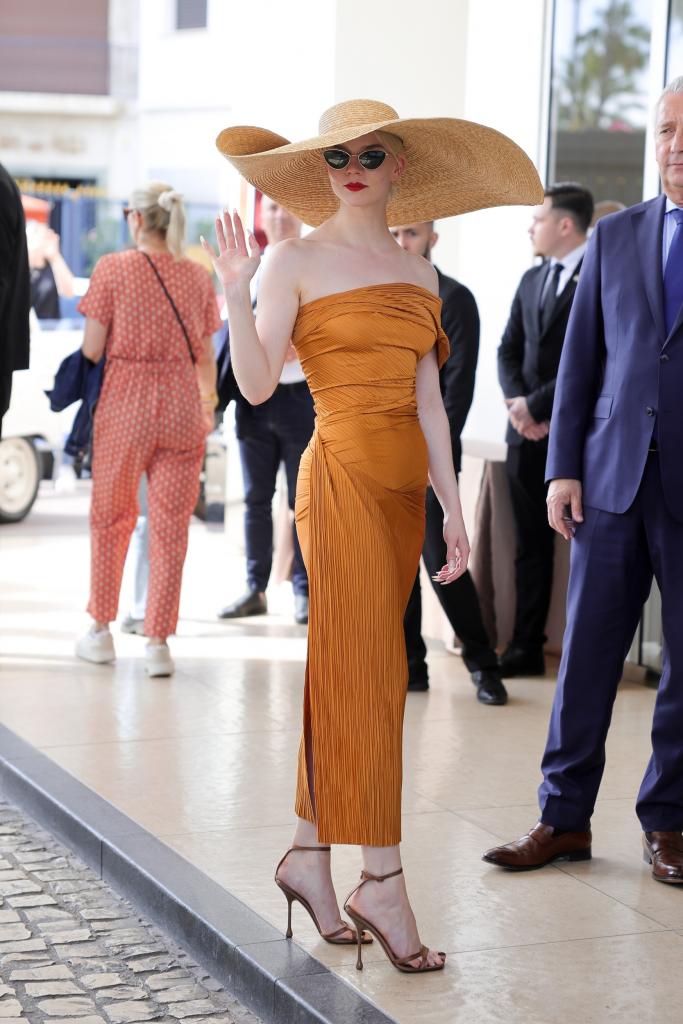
[376,130,404,159]
[128,181,186,258]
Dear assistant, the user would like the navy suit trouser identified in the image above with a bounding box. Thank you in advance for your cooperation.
[539,452,683,832]
[238,382,315,597]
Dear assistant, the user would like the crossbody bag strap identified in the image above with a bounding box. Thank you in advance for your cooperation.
[140,251,196,365]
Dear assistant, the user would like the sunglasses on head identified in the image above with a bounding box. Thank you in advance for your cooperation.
[322,148,387,170]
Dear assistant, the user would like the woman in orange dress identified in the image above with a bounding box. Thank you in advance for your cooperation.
[203,101,541,972]
[76,182,221,677]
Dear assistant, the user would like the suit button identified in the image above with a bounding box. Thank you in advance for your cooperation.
[661,353,670,362]
[646,406,655,416]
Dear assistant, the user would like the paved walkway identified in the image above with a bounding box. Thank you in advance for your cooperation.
[3,484,683,1024]
[0,793,259,1024]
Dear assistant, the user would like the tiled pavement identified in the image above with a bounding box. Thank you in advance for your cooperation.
[0,797,260,1024]
[5,484,683,1024]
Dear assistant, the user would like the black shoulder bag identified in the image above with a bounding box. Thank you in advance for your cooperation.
[141,251,196,364]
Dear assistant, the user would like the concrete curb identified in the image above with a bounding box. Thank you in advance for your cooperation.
[0,723,396,1024]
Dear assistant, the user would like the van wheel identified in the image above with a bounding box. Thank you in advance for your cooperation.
[0,437,41,523]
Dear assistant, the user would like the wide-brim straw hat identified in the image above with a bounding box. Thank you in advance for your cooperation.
[216,98,543,227]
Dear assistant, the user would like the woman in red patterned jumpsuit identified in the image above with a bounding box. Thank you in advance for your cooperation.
[76,182,221,677]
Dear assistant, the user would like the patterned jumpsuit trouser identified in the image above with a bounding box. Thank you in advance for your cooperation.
[87,359,205,638]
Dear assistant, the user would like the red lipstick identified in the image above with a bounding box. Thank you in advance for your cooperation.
[345,182,367,191]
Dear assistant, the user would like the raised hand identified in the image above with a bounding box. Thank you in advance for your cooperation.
[200,209,261,291]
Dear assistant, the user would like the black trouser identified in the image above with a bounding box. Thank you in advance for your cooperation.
[404,486,498,684]
[238,381,315,596]
[506,439,555,653]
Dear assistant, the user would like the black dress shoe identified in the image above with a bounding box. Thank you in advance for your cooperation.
[471,670,508,705]
[407,676,429,692]
[218,590,267,619]
[294,594,309,624]
[498,645,545,678]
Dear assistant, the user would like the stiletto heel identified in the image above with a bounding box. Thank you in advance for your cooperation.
[285,892,294,938]
[344,867,446,975]
[355,922,364,971]
[274,845,373,946]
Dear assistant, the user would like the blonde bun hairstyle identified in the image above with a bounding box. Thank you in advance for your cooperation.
[128,181,186,258]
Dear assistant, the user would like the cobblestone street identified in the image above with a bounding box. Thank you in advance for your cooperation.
[0,797,260,1024]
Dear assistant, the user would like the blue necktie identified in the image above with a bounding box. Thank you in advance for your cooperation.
[664,208,683,335]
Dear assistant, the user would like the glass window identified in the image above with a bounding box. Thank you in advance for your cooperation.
[666,1,683,80]
[548,0,654,207]
[176,0,208,30]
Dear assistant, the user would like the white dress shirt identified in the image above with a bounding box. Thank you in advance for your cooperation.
[663,197,683,269]
[544,242,587,300]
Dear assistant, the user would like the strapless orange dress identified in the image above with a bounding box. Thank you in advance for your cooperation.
[292,283,449,847]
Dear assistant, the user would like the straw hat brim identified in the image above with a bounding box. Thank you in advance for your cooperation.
[216,116,543,227]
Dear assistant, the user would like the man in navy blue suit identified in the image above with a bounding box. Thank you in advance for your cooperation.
[483,77,683,883]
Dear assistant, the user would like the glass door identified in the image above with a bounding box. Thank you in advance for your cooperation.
[547,0,655,207]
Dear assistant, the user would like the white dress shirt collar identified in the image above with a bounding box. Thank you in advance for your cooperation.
[548,241,587,296]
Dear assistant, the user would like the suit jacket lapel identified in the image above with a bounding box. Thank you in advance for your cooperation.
[631,195,666,343]
[534,263,550,334]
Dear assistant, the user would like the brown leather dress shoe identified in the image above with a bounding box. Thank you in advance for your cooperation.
[643,831,683,884]
[482,822,592,870]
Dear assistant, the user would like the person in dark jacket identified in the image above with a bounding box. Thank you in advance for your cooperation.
[497,183,593,679]
[0,163,30,435]
[391,222,507,705]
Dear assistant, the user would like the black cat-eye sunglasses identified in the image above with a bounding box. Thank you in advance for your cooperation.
[322,148,388,170]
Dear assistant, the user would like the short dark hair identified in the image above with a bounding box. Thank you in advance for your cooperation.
[544,183,594,234]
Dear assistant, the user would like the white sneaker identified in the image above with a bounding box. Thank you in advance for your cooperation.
[145,643,174,678]
[76,626,115,664]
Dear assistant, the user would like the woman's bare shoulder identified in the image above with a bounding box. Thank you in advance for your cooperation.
[403,252,439,295]
[263,236,330,289]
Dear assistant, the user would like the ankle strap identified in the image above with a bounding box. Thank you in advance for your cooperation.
[360,867,403,883]
[275,844,331,878]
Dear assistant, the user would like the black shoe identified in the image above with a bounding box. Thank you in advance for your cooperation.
[294,594,309,624]
[218,590,267,619]
[471,670,508,705]
[407,676,429,692]
[498,645,545,678]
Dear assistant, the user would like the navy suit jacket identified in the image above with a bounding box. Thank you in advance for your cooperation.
[546,194,683,520]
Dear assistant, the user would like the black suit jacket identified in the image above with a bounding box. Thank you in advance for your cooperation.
[436,266,480,474]
[0,163,30,379]
[497,258,582,447]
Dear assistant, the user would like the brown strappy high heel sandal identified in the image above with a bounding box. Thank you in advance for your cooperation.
[343,867,446,973]
[274,845,373,946]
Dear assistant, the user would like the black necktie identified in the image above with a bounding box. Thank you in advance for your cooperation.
[540,262,563,332]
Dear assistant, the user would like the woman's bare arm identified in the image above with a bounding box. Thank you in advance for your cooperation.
[416,347,470,582]
[202,212,300,405]
[81,318,107,362]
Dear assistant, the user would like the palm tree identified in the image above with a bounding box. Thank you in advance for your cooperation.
[557,0,650,130]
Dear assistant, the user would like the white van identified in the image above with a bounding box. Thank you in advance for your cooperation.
[1,315,85,522]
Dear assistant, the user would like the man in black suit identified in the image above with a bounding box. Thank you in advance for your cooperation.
[391,222,507,705]
[0,163,30,436]
[497,183,594,678]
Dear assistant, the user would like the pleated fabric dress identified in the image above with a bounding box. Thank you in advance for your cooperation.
[292,283,449,847]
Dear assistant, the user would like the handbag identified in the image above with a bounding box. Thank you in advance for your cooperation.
[140,251,196,364]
